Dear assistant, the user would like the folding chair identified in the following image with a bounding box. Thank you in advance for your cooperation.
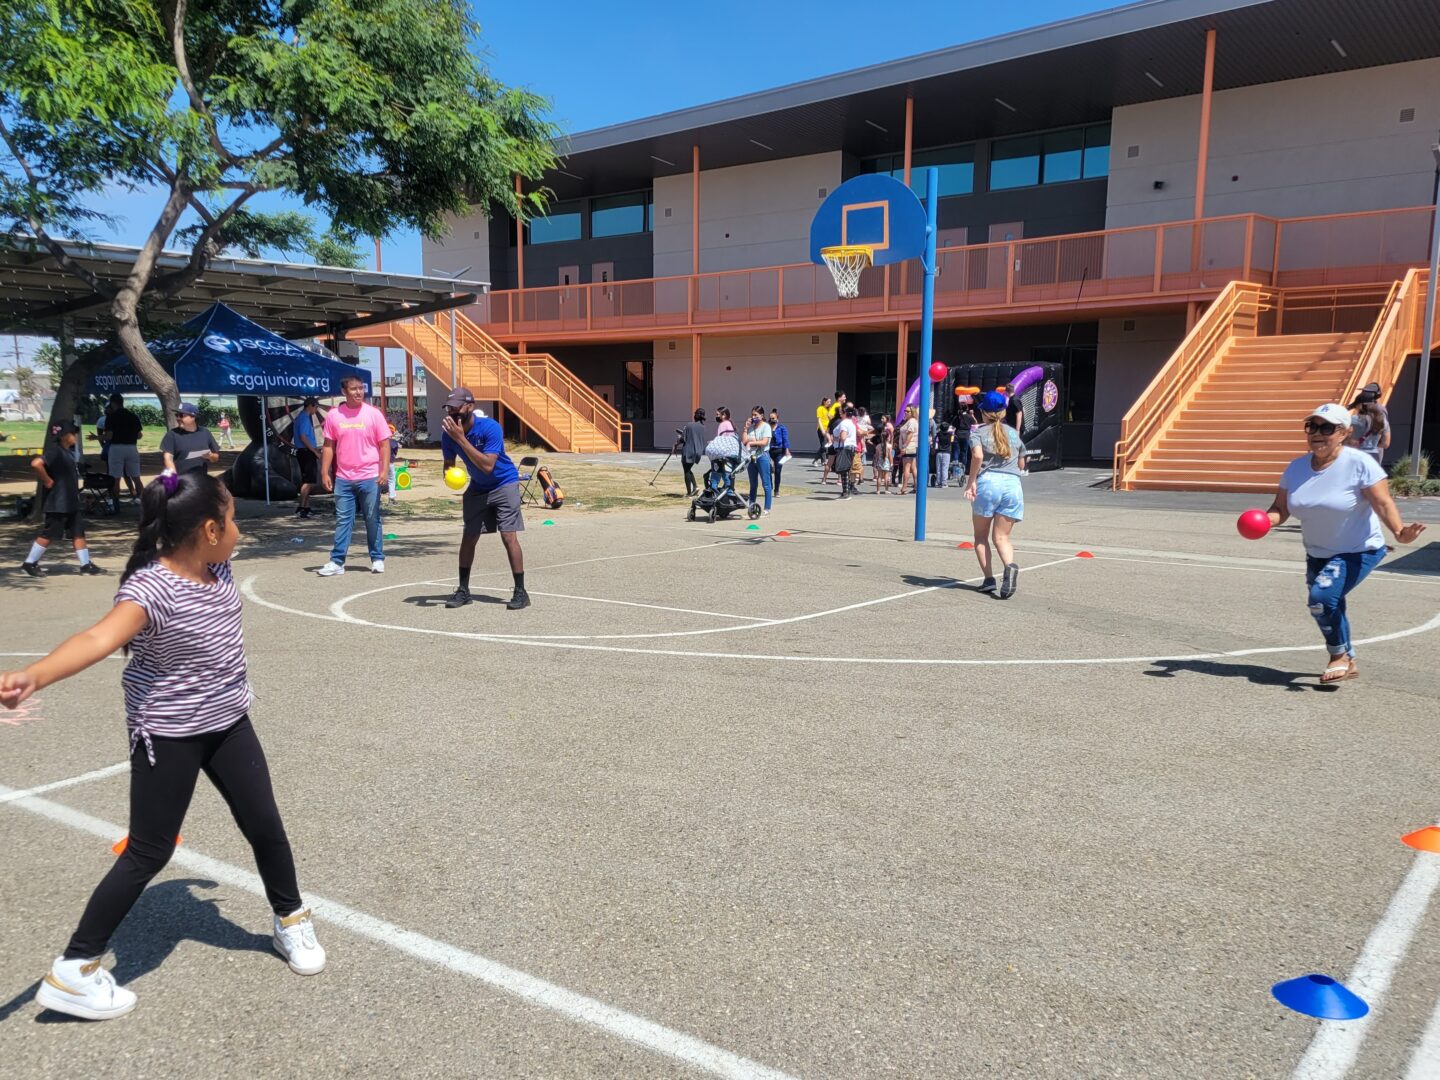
[517,455,541,505]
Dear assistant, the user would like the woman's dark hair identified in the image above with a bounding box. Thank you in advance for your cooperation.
[121,472,230,584]
[693,408,705,421]
[716,406,730,421]
[751,404,764,416]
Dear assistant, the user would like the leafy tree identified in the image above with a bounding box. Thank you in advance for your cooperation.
[33,342,64,386]
[1,0,557,444]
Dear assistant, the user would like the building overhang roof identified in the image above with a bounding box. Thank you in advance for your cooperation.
[0,237,489,340]
[541,0,1440,200]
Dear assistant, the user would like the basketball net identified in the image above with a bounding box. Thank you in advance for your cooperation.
[820,245,872,299]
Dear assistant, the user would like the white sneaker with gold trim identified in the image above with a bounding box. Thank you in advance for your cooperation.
[35,956,137,1020]
[273,908,326,975]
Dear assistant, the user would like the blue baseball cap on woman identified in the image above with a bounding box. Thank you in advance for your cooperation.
[978,390,1008,413]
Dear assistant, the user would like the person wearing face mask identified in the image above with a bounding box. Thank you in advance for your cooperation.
[1264,403,1425,684]
[767,409,790,495]
[743,405,774,515]
[439,388,529,611]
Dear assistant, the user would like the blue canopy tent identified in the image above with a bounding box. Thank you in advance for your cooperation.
[88,303,371,502]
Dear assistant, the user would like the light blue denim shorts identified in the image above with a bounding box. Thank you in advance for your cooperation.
[974,472,1024,521]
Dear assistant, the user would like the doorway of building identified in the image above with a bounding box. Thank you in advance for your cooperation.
[851,353,905,419]
[1030,344,1097,461]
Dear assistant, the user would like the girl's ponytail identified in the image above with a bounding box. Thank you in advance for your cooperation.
[989,415,1011,461]
[120,472,229,584]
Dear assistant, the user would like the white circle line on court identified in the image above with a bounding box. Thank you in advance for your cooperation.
[241,575,1440,667]
[321,555,1079,641]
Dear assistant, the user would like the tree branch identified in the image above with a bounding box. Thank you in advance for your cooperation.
[167,0,234,166]
[152,187,258,298]
[0,117,117,299]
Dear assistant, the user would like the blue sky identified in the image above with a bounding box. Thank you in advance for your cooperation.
[89,1,1120,280]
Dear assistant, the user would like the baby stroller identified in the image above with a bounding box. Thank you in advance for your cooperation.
[688,434,760,523]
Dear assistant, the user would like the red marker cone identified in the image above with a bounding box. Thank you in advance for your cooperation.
[1076,551,1095,559]
[1402,826,1440,854]
[958,541,974,550]
[112,834,181,856]
[776,530,791,538]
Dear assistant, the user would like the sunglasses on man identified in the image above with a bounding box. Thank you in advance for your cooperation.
[1304,420,1339,436]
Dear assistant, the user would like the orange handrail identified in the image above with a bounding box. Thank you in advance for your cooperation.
[1337,269,1428,410]
[1112,280,1275,490]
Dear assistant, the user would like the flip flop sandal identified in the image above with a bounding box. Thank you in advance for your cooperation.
[1320,659,1358,684]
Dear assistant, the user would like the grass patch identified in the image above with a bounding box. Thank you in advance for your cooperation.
[1388,454,1439,497]
[0,420,171,453]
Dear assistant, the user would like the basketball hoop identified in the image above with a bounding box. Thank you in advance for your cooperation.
[820,245,872,299]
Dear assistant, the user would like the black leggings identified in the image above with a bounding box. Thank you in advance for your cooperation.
[65,716,301,959]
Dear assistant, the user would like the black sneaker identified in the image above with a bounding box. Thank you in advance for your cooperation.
[444,587,472,609]
[506,589,531,611]
[78,563,105,576]
[999,563,1020,599]
[978,577,997,594]
[20,561,44,577]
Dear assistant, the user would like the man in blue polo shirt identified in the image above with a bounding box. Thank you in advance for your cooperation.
[439,387,529,610]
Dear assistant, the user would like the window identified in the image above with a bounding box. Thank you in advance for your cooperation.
[592,192,651,238]
[990,124,1110,190]
[528,201,582,244]
[866,144,975,198]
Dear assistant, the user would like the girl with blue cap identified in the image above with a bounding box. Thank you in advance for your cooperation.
[963,390,1027,598]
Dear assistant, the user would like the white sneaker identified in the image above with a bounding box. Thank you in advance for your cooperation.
[273,908,326,975]
[370,559,385,574]
[36,956,137,1020]
[316,561,345,577]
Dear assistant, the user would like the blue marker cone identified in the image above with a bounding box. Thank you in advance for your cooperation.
[1271,974,1369,1020]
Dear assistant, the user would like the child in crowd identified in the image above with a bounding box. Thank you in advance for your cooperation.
[0,472,325,1020]
[22,423,103,577]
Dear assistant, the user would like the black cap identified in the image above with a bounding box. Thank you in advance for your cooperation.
[51,421,77,436]
[445,388,475,408]
[303,396,320,407]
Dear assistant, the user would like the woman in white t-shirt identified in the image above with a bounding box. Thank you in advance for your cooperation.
[897,406,920,495]
[1264,403,1425,684]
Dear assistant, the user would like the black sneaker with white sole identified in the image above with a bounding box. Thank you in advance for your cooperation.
[445,587,472,609]
[999,563,1020,599]
[20,561,43,577]
[506,589,531,610]
[978,577,997,594]
[78,563,105,576]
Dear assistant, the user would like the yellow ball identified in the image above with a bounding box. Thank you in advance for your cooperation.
[444,466,469,491]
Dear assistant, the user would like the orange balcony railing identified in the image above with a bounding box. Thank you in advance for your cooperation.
[471,206,1433,343]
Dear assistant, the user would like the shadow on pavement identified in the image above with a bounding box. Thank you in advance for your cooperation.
[404,590,504,607]
[1144,658,1334,691]
[2,878,274,1025]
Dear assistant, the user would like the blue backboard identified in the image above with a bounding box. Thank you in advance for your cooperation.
[809,173,927,267]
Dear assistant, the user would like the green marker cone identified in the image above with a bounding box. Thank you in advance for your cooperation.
[542,519,555,526]
[747,523,760,530]
[384,533,398,540]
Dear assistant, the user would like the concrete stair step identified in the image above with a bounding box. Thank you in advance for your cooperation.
[1126,477,1279,493]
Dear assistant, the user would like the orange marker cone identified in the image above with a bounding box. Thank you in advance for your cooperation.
[112,834,182,856]
[958,541,974,550]
[1076,551,1095,559]
[1402,826,1440,853]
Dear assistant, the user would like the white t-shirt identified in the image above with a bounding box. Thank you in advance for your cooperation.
[745,420,772,458]
[835,418,858,449]
[1279,447,1386,558]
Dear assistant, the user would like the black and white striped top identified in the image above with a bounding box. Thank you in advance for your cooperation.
[115,561,252,763]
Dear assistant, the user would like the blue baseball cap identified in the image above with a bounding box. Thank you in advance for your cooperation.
[978,390,1008,413]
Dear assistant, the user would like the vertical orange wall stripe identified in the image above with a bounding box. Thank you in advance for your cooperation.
[1194,29,1217,220]
[692,145,701,276]
[691,333,701,412]
[902,95,914,186]
[515,174,525,289]
[895,321,909,417]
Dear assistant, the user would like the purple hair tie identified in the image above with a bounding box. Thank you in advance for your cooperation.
[159,471,180,495]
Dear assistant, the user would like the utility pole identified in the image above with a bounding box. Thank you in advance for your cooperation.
[1412,137,1440,477]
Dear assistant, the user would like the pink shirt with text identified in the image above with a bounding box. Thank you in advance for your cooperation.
[323,402,389,481]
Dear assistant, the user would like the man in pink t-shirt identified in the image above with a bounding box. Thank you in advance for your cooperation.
[317,375,391,576]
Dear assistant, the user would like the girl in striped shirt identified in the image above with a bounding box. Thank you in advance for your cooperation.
[0,471,324,1021]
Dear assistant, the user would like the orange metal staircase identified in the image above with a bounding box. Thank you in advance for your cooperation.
[348,312,630,454]
[1114,273,1430,493]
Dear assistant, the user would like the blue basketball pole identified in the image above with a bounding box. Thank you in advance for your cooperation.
[914,167,939,542]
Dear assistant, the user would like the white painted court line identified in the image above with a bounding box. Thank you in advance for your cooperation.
[0,783,798,1080]
[1403,980,1440,1080]
[1292,850,1440,1080]
[0,761,128,805]
[316,555,1081,642]
[468,588,767,622]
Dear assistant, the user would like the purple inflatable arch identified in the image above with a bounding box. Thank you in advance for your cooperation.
[898,363,1044,416]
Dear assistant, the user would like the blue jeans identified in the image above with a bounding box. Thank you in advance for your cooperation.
[1305,548,1385,658]
[746,453,773,510]
[330,477,383,565]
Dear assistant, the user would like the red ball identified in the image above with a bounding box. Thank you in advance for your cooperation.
[929,361,948,383]
[1237,509,1271,540]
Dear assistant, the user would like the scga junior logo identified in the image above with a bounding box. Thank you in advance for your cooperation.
[204,333,242,354]
[1042,379,1060,413]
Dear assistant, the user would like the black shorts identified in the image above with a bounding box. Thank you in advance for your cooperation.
[296,448,318,485]
[43,511,84,541]
[462,482,525,536]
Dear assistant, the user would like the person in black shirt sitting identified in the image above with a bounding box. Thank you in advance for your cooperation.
[21,424,104,577]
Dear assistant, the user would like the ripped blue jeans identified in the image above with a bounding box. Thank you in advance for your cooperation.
[1305,548,1385,658]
